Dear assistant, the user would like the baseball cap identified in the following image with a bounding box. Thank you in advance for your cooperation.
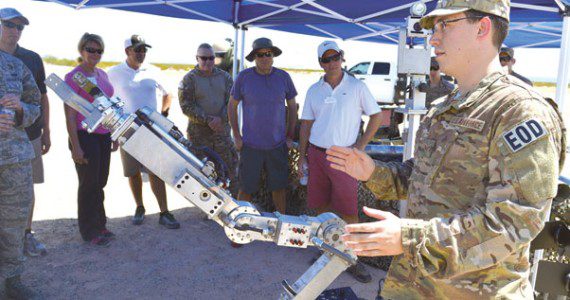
[124,35,152,49]
[0,8,29,25]
[317,41,342,58]
[420,0,510,30]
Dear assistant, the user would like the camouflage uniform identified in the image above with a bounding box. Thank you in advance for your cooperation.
[366,71,566,299]
[426,79,455,108]
[0,50,41,279]
[178,67,238,195]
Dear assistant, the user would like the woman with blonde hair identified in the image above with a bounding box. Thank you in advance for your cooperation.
[64,33,117,246]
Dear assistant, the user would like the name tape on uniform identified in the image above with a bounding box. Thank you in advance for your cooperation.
[502,119,546,153]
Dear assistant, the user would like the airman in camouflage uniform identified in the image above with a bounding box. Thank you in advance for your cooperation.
[327,0,566,298]
[0,48,41,297]
[426,57,455,107]
[179,43,238,196]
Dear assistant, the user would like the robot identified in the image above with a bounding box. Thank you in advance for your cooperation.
[45,71,357,300]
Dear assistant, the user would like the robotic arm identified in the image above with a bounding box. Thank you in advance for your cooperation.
[46,72,357,300]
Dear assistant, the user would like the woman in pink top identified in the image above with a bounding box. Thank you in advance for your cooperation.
[64,33,117,247]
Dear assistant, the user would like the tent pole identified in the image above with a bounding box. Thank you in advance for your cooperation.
[240,28,246,71]
[555,14,570,113]
[232,26,239,79]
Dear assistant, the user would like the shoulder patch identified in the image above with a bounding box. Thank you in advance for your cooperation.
[450,117,485,131]
[502,119,547,153]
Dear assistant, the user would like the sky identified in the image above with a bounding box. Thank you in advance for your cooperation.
[2,0,564,82]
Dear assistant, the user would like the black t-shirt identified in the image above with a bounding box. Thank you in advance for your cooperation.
[14,45,46,140]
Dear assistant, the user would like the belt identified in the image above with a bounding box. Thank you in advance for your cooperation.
[310,143,327,152]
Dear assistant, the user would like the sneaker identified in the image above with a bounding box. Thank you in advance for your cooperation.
[132,206,145,225]
[24,232,47,257]
[346,262,372,283]
[5,275,41,300]
[159,211,180,229]
[90,236,111,247]
[100,229,115,239]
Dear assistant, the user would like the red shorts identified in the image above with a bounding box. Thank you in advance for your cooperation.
[307,144,358,216]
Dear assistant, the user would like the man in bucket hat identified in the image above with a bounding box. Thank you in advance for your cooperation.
[228,37,297,218]
[326,0,565,298]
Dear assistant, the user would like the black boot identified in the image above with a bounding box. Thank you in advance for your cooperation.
[5,275,41,300]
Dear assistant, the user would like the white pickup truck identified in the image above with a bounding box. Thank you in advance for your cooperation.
[348,61,398,104]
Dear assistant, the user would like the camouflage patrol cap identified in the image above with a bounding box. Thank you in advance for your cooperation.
[420,0,510,30]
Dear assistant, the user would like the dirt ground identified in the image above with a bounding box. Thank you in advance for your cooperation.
[0,65,385,299]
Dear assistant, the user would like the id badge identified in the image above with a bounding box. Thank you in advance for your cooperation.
[324,96,336,104]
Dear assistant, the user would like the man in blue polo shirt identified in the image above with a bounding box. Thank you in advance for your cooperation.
[228,37,297,215]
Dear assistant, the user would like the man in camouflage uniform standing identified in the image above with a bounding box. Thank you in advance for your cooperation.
[499,47,533,86]
[179,43,237,196]
[327,0,566,298]
[0,26,41,298]
[426,57,455,108]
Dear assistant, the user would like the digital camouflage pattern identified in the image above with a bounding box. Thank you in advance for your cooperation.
[366,72,566,299]
[0,50,41,165]
[0,161,33,278]
[420,0,511,29]
[0,50,40,279]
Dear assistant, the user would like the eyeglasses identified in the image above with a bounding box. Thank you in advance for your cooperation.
[1,21,24,31]
[197,56,215,61]
[255,52,273,58]
[133,47,147,53]
[430,67,439,71]
[319,53,342,64]
[431,16,482,34]
[84,47,104,55]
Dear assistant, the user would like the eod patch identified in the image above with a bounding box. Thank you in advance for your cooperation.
[502,119,547,153]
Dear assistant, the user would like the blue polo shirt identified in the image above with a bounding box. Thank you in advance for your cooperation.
[231,67,297,150]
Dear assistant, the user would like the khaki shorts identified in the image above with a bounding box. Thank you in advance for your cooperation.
[120,147,147,177]
[30,137,44,184]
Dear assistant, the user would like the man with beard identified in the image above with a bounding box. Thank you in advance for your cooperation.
[107,35,179,229]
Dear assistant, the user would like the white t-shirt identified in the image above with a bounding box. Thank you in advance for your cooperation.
[107,62,167,114]
[301,72,380,148]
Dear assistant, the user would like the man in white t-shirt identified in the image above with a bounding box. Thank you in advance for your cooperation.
[298,41,381,283]
[107,35,179,229]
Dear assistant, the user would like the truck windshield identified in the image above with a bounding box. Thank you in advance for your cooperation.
[349,62,370,75]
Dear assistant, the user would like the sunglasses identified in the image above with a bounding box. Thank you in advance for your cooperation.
[430,67,439,71]
[255,52,273,58]
[84,47,104,55]
[499,56,512,62]
[198,56,215,61]
[133,47,147,53]
[1,21,24,31]
[319,53,342,64]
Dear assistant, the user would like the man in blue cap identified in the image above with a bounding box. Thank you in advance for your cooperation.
[0,7,50,259]
[0,7,42,299]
